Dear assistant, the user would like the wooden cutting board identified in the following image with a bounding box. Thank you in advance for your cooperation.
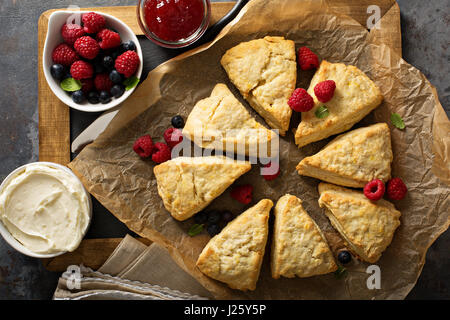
[38,0,402,272]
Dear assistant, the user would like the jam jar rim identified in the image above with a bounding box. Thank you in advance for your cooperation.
[137,0,211,49]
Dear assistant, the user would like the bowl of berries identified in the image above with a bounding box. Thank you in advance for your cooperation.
[43,11,143,112]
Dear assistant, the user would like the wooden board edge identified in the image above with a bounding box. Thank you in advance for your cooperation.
[42,237,152,272]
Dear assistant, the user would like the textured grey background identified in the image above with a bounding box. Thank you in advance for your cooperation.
[0,0,448,299]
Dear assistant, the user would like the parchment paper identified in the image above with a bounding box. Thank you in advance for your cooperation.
[69,0,450,299]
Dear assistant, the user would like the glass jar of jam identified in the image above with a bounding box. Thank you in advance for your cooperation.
[137,0,211,48]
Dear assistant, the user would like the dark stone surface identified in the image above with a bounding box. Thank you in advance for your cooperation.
[0,0,448,299]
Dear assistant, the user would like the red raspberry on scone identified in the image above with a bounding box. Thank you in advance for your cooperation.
[230,184,253,205]
[70,60,94,80]
[314,80,336,103]
[262,162,281,181]
[163,128,183,148]
[74,36,100,60]
[386,178,407,200]
[52,43,79,67]
[94,73,114,91]
[115,50,140,78]
[97,29,121,50]
[363,179,385,201]
[82,12,106,34]
[133,135,154,158]
[61,23,85,46]
[297,46,319,70]
[152,143,172,163]
[288,88,314,112]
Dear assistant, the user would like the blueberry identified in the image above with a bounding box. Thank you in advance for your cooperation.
[122,40,136,52]
[110,84,125,98]
[171,115,185,128]
[102,56,114,70]
[50,64,65,80]
[109,70,123,84]
[207,224,221,237]
[72,90,85,104]
[221,211,234,223]
[87,91,100,104]
[99,91,111,104]
[112,46,126,60]
[194,211,208,224]
[337,250,352,264]
[207,210,221,225]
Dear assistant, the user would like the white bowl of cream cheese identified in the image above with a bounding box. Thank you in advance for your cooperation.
[0,162,92,258]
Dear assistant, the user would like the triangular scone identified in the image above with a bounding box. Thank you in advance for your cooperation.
[183,84,276,157]
[271,194,337,279]
[221,36,296,135]
[295,60,383,147]
[196,199,273,291]
[297,123,393,188]
[154,156,251,221]
[318,183,401,263]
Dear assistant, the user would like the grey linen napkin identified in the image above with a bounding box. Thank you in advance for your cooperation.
[53,235,212,300]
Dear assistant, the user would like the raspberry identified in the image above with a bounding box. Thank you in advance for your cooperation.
[314,80,336,103]
[82,12,106,34]
[152,143,172,163]
[230,184,253,205]
[61,23,85,46]
[288,88,314,112]
[363,179,385,201]
[386,178,407,200]
[94,73,114,91]
[115,50,140,78]
[74,36,100,60]
[297,46,319,70]
[133,135,154,158]
[97,29,121,50]
[81,78,95,93]
[262,162,281,181]
[70,60,94,80]
[163,128,183,148]
[52,43,79,67]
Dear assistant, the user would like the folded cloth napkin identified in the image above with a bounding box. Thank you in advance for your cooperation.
[53,235,213,300]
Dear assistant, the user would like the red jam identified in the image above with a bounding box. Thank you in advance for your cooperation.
[144,0,205,42]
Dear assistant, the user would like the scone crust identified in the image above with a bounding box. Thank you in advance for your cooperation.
[271,194,337,279]
[183,83,276,157]
[153,156,251,221]
[318,183,401,263]
[297,123,393,187]
[196,199,273,291]
[221,36,297,135]
[295,60,383,147]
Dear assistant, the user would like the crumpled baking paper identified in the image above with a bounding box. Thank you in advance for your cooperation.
[69,0,449,299]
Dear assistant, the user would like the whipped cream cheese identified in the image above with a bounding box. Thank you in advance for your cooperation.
[0,163,90,254]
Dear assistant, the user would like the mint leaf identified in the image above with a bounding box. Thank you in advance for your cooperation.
[390,113,405,130]
[123,76,140,91]
[315,105,329,119]
[61,78,82,92]
[334,266,347,279]
[188,224,204,237]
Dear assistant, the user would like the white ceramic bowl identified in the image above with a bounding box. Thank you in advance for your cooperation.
[0,162,92,258]
[43,11,143,112]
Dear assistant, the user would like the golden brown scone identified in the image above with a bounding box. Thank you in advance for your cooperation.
[153,156,251,221]
[196,199,273,291]
[295,60,383,147]
[183,84,276,157]
[271,194,337,279]
[318,183,401,263]
[297,123,393,188]
[221,36,297,135]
